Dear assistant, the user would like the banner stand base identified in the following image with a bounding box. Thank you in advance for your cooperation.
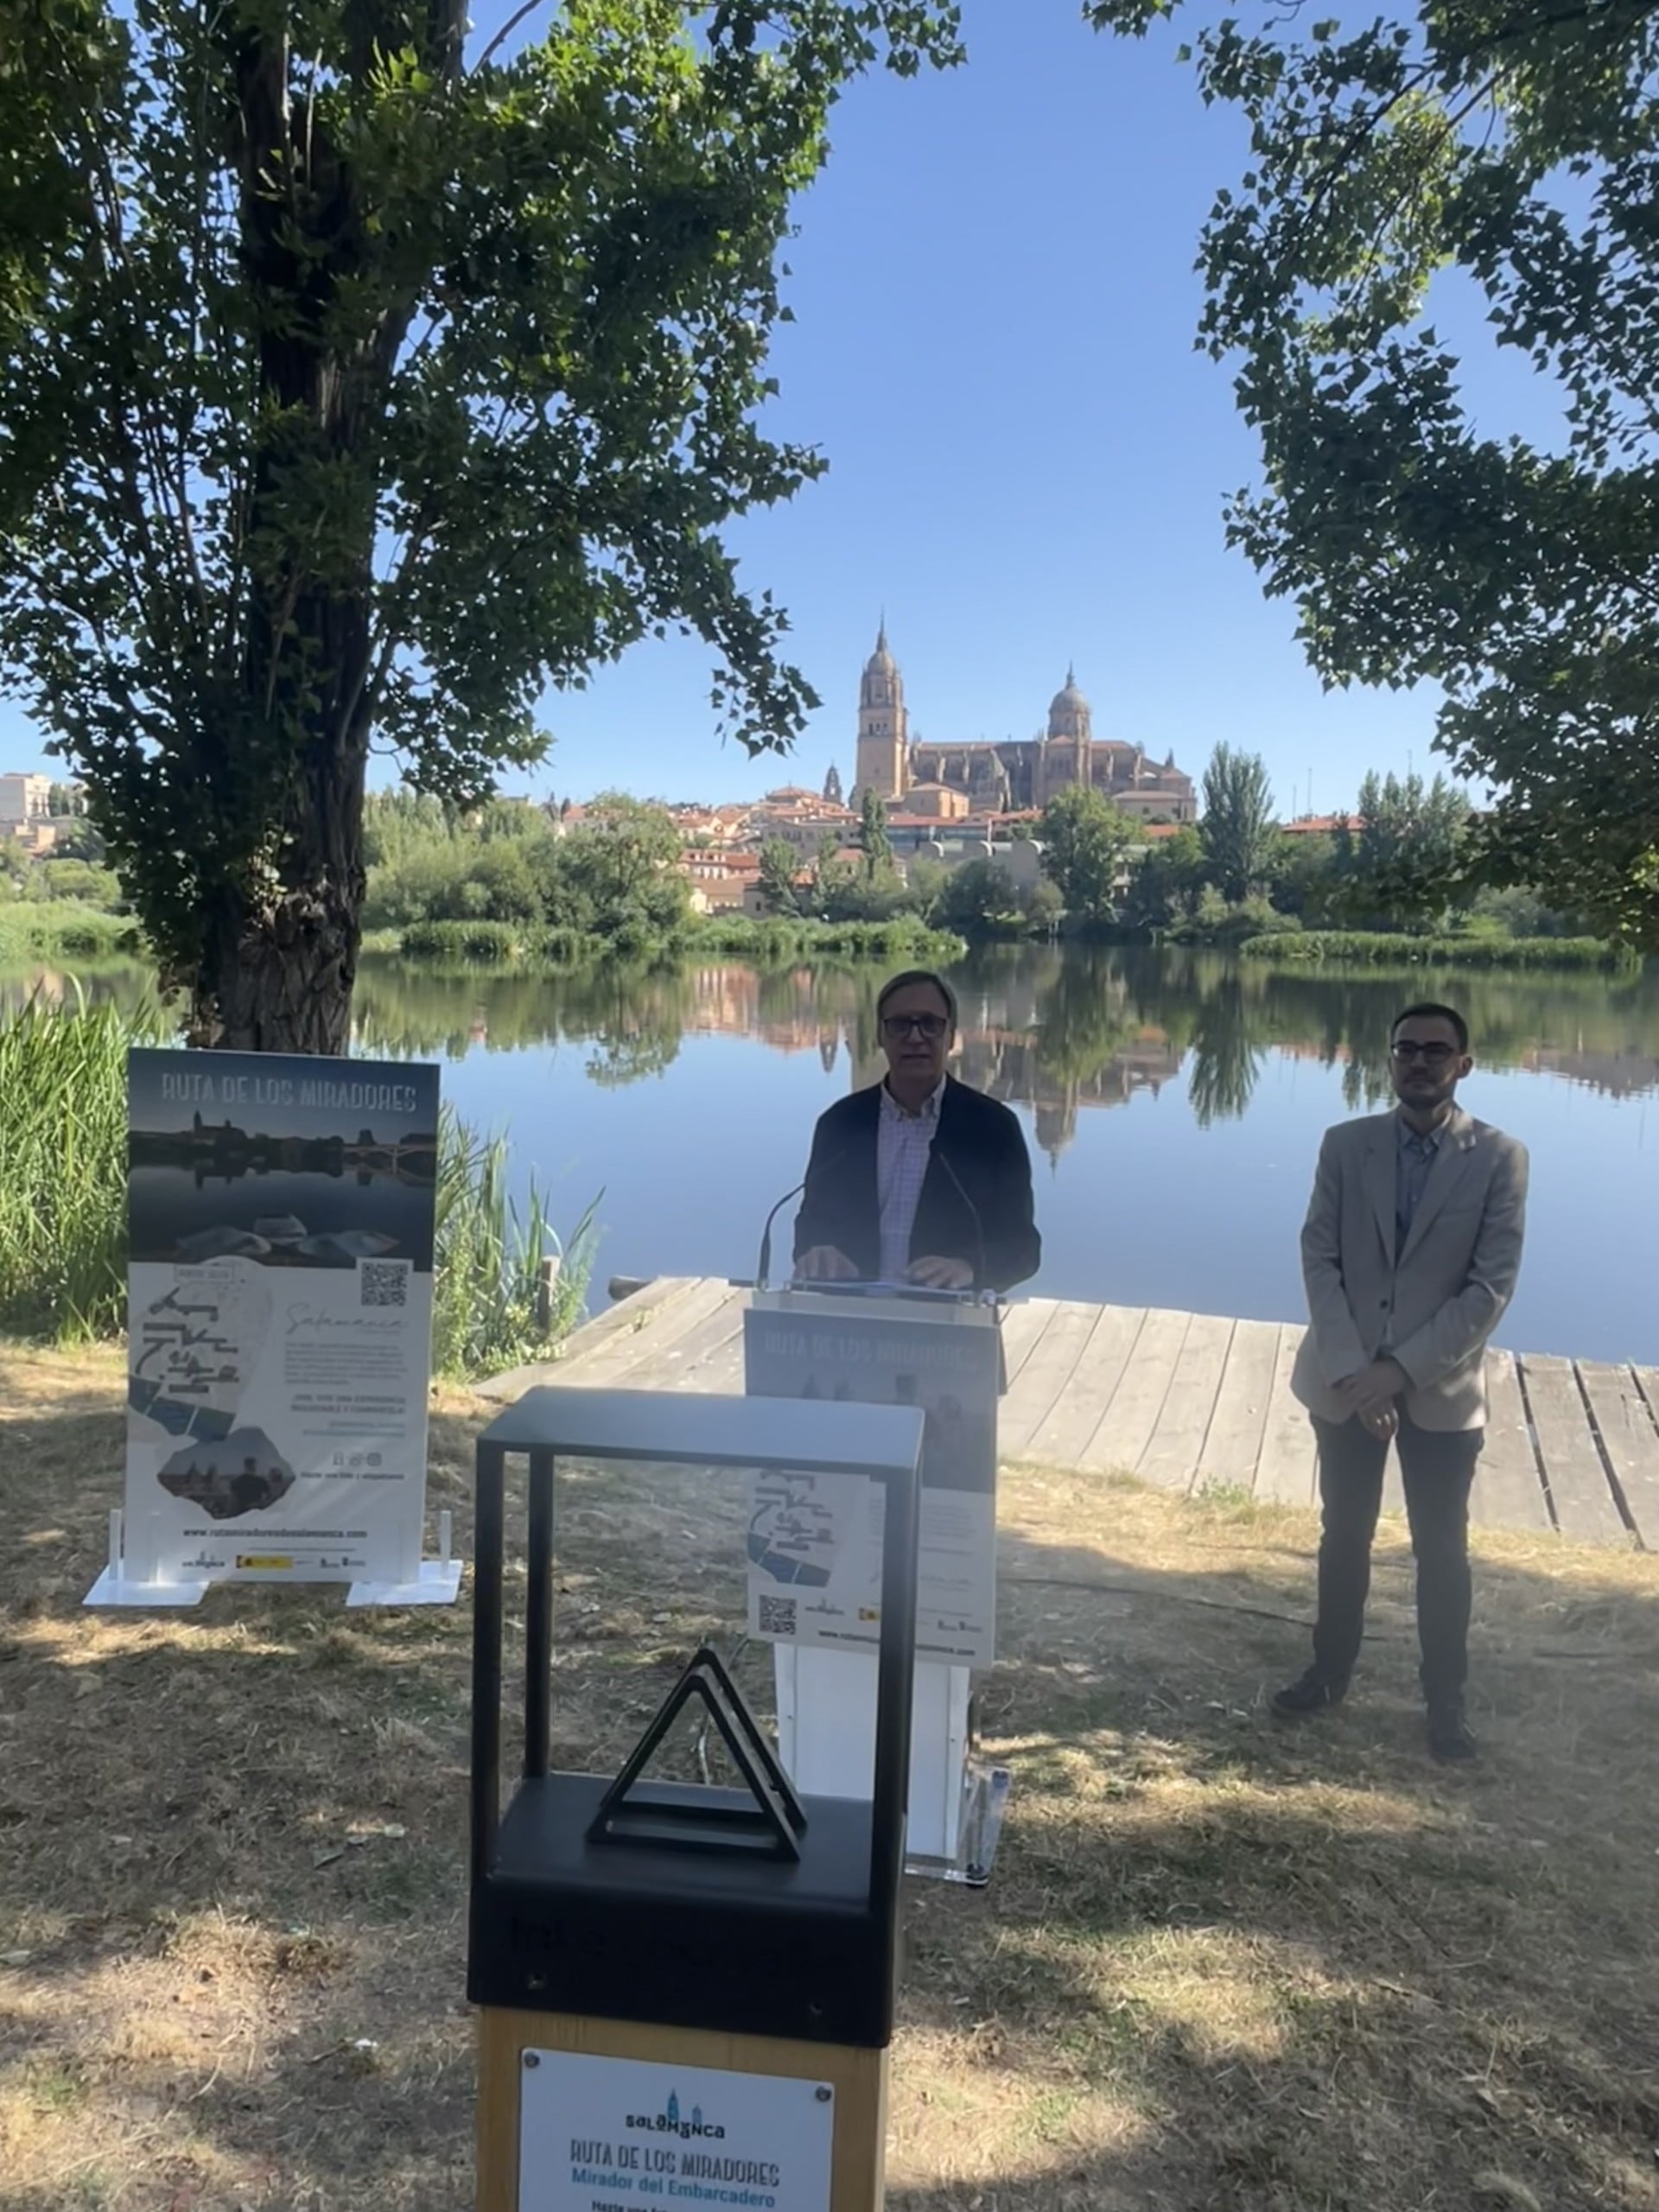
[905,1760,1013,1889]
[84,1510,207,1608]
[83,1510,461,1610]
[346,1510,461,1607]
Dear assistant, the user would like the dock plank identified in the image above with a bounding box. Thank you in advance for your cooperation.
[482,1280,1649,1553]
[1255,1324,1318,1508]
[1139,1313,1236,1491]
[1077,1306,1191,1475]
[1578,1363,1659,1549]
[675,1330,746,1396]
[554,1275,737,1387]
[998,1298,1057,1391]
[474,1274,703,1400]
[1001,1301,1110,1459]
[655,1289,749,1392]
[1473,1351,1550,1533]
[1023,1305,1147,1468]
[1195,1317,1280,1495]
[1521,1354,1629,1547]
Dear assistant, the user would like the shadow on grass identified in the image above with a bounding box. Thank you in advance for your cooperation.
[3,1366,1659,2209]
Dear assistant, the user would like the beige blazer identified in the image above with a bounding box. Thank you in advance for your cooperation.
[1291,1105,1529,1433]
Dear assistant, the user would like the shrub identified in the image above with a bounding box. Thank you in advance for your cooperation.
[399,918,535,962]
[1237,930,1632,969]
[0,901,141,960]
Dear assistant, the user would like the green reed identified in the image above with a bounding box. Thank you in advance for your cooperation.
[0,992,157,1338]
[431,1107,600,1380]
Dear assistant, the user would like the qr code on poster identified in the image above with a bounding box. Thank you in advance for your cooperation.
[359,1260,410,1308]
[757,1595,798,1638]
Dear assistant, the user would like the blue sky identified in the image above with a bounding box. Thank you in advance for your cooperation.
[2,0,1527,816]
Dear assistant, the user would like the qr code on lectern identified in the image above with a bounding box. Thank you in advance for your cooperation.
[359,1260,410,1308]
[757,1595,798,1638]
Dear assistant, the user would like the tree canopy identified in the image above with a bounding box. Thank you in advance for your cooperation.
[1038,784,1139,918]
[1200,743,1275,903]
[1087,0,1659,948]
[0,0,961,1047]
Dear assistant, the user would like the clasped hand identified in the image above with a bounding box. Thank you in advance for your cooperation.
[1336,1357,1408,1440]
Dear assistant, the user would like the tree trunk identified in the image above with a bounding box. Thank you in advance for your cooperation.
[201,0,464,1056]
[193,885,361,1055]
[189,727,367,1056]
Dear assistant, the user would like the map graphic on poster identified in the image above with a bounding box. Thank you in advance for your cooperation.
[121,1047,440,1590]
[744,1301,999,1667]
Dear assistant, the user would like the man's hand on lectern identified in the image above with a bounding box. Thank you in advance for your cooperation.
[796,1245,859,1282]
[906,1255,974,1290]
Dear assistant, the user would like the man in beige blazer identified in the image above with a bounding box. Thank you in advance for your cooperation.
[1279,1002,1529,1760]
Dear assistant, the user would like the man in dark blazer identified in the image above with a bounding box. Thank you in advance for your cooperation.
[792,969,1040,1294]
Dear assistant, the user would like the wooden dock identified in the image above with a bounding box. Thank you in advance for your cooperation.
[484,1279,1659,1550]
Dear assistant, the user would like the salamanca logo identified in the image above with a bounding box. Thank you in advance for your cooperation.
[626,2090,724,2140]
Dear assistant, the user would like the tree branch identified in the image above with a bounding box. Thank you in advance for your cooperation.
[473,0,551,73]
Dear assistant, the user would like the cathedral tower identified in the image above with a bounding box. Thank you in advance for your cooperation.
[1043,666,1094,801]
[853,621,908,803]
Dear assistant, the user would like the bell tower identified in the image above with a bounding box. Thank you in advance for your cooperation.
[853,621,908,803]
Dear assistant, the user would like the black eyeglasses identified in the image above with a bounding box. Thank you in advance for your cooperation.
[882,1013,949,1042]
[1391,1040,1457,1065]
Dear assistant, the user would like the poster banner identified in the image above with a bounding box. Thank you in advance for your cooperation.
[123,1047,440,1590]
[743,1300,998,1667]
[518,2050,834,2212]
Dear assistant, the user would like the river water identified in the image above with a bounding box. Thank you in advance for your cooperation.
[12,945,1658,1362]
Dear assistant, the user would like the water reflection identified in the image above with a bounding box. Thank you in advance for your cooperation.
[11,950,1658,1153]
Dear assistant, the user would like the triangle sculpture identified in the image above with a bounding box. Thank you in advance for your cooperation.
[587,1645,808,1862]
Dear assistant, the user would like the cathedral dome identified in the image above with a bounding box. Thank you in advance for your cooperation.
[865,624,897,679]
[1046,665,1092,741]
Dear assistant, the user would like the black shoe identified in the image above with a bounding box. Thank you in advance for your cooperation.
[1273,1668,1344,1718]
[1427,1704,1478,1763]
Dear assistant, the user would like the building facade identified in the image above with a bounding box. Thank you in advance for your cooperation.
[850,629,1195,823]
[0,772,52,826]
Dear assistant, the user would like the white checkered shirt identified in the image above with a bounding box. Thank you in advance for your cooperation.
[876,1079,944,1282]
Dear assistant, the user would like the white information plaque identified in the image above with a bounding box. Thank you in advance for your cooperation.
[518,2049,835,2212]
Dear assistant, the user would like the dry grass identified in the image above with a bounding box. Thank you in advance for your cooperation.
[3,1344,1658,2210]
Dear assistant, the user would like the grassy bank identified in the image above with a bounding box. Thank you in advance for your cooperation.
[1238,928,1634,970]
[0,899,141,961]
[0,1001,597,1375]
[392,913,963,966]
[3,1351,1656,2209]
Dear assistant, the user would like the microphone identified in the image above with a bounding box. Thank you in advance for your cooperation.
[755,1179,804,1294]
[931,1141,988,1291]
[755,1144,849,1290]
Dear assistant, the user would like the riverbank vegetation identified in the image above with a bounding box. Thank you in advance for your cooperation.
[1243,931,1633,971]
[0,999,597,1376]
[359,769,1633,965]
[7,764,1636,980]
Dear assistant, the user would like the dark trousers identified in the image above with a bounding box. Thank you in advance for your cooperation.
[1311,1410,1482,1707]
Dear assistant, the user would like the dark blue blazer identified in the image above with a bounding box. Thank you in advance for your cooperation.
[791,1076,1040,1294]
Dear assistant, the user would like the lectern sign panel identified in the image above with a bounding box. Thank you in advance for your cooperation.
[744,1304,998,1667]
[517,2050,834,2212]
